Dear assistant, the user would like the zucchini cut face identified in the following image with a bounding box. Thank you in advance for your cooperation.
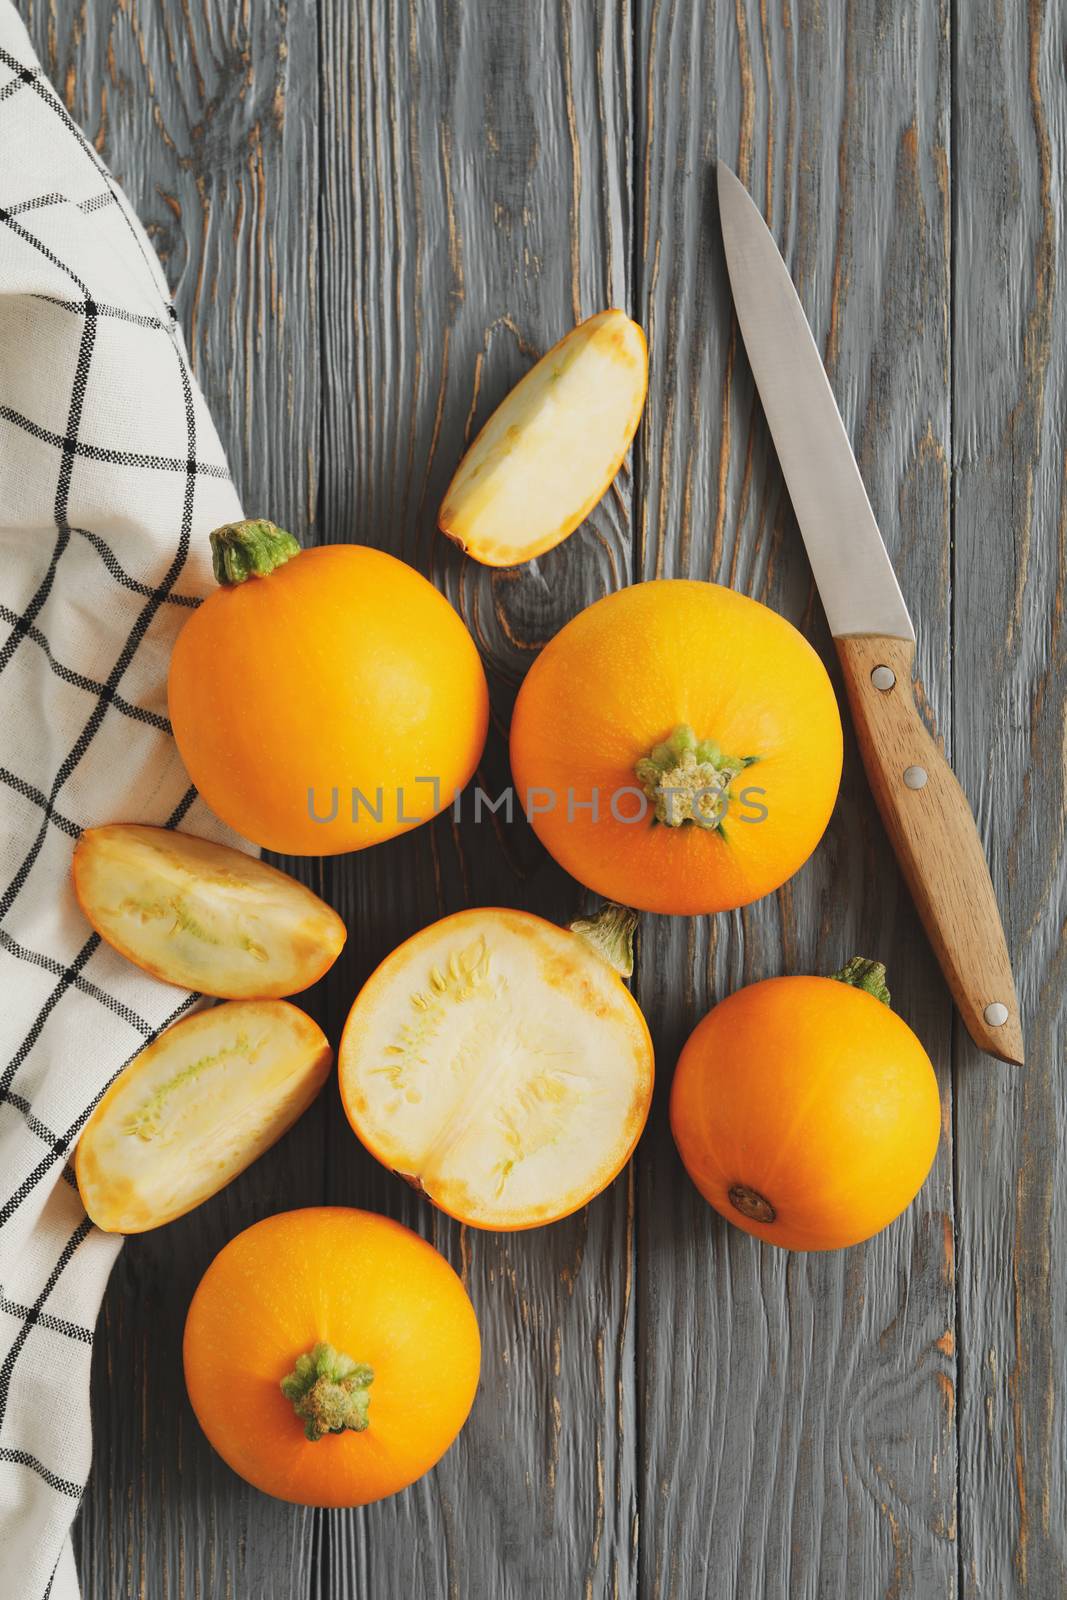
[73,824,346,998]
[76,1000,332,1233]
[438,309,648,567]
[338,908,654,1231]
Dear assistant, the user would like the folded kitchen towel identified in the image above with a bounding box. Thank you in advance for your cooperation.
[0,9,247,1595]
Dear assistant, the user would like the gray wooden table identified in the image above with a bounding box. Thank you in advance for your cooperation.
[17,1,1066,1595]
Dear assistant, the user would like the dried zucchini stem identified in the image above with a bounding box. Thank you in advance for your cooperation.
[830,956,891,1007]
[635,724,758,831]
[568,902,638,978]
[281,1342,374,1441]
[210,519,301,586]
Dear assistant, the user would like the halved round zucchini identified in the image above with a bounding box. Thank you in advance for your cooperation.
[338,906,653,1230]
[75,1000,332,1232]
[73,824,346,998]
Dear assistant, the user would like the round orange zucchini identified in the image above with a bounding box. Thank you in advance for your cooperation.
[510,579,843,915]
[183,1207,480,1505]
[670,960,941,1251]
[168,524,489,856]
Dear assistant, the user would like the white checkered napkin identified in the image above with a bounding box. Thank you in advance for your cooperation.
[0,7,250,1595]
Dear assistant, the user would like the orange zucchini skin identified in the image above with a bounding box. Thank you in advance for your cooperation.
[510,580,843,915]
[168,545,489,856]
[183,1207,480,1505]
[670,975,941,1251]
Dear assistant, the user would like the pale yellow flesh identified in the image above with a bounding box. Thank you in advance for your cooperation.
[339,909,654,1229]
[439,309,648,567]
[73,824,346,998]
[75,1001,331,1232]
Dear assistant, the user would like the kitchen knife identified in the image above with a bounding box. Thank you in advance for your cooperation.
[716,161,1023,1065]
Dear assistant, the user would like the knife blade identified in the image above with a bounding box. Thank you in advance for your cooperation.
[717,161,1023,1065]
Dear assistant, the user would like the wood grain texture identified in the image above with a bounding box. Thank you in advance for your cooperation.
[15,3,325,1596]
[952,1,1067,1593]
[11,0,1065,1596]
[632,3,958,1597]
[836,634,1023,1065]
[312,2,635,1596]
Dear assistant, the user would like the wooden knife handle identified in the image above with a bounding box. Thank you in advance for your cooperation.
[835,635,1023,1065]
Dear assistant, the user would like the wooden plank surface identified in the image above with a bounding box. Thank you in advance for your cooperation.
[632,4,958,1596]
[11,0,1065,1596]
[311,2,635,1596]
[952,3,1067,1594]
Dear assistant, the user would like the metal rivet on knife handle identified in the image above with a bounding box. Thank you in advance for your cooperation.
[871,665,896,691]
[903,765,928,790]
[984,1002,1010,1028]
